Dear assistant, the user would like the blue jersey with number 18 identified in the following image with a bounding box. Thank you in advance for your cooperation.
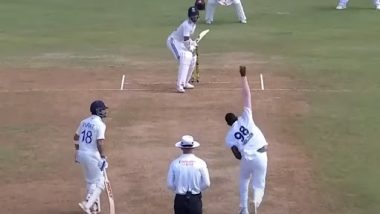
[76,115,106,153]
[225,107,267,159]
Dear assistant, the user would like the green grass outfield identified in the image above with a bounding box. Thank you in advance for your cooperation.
[1,0,380,213]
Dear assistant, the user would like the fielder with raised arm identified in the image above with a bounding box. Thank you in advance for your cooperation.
[167,6,199,93]
[74,100,109,214]
[224,66,268,214]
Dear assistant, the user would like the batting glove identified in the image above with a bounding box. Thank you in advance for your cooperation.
[98,158,108,171]
[190,39,198,47]
[190,46,197,53]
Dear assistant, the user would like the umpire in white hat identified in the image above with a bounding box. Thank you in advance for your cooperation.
[167,135,211,214]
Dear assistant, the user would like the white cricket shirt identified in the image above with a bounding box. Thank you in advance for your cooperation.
[170,19,196,42]
[76,115,106,153]
[167,154,210,195]
[225,107,268,159]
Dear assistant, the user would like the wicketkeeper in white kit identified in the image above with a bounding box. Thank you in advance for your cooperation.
[205,0,247,24]
[74,100,109,214]
[167,6,199,93]
[224,66,268,214]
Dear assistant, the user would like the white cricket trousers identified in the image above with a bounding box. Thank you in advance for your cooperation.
[239,151,267,209]
[338,0,380,5]
[166,36,197,89]
[77,151,105,210]
[205,0,247,23]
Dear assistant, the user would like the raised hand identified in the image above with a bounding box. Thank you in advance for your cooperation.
[239,65,246,77]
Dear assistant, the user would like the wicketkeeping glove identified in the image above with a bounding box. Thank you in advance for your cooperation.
[98,158,108,171]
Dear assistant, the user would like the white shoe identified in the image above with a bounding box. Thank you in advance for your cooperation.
[176,87,185,93]
[78,201,92,214]
[336,4,346,10]
[376,4,380,10]
[205,20,212,24]
[184,83,195,89]
[240,20,247,24]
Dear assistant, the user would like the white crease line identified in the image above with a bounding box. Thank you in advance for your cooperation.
[124,81,231,85]
[0,88,120,93]
[0,88,354,93]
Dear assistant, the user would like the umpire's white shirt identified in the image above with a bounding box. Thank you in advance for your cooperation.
[167,154,210,195]
[225,107,268,160]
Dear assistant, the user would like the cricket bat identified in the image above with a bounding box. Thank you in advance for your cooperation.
[191,29,210,83]
[195,29,210,44]
[104,169,115,214]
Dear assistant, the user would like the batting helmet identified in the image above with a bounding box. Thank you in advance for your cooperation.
[195,0,205,10]
[188,6,199,23]
[90,100,108,118]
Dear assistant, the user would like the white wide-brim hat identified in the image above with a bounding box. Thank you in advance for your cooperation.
[175,135,200,148]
